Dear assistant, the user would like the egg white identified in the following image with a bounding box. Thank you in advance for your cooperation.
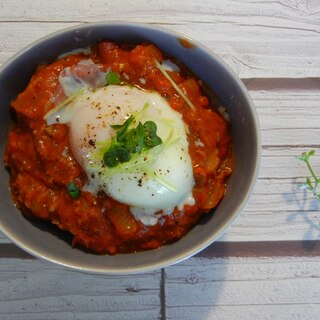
[47,85,195,225]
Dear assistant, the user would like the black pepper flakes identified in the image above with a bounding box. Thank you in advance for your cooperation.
[88,139,96,147]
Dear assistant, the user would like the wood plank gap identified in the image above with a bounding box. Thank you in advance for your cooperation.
[262,144,320,149]
[243,78,320,91]
[198,240,320,258]
[0,20,177,26]
[160,268,166,320]
[0,20,81,24]
[2,241,320,260]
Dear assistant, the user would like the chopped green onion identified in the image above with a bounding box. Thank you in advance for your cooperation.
[106,71,121,85]
[67,181,81,199]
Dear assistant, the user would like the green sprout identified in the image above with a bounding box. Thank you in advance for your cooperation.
[297,150,320,200]
[102,103,162,168]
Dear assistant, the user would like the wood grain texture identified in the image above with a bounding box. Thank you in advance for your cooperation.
[165,255,320,319]
[0,0,320,78]
[1,255,320,320]
[0,258,161,320]
[1,1,320,319]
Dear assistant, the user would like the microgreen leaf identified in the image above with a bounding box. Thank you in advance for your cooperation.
[103,149,119,167]
[134,122,145,154]
[98,135,180,192]
[123,129,137,153]
[102,106,163,168]
[112,115,134,142]
[110,115,133,130]
[106,71,121,85]
[115,146,131,163]
[143,121,162,149]
[145,135,162,149]
[103,151,119,167]
[143,120,157,133]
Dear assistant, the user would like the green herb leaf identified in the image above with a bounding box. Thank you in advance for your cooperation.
[297,150,320,200]
[145,135,162,149]
[143,121,162,149]
[297,150,315,163]
[67,181,81,199]
[306,176,313,189]
[123,129,137,153]
[115,146,131,163]
[112,115,134,142]
[106,71,121,85]
[102,108,163,168]
[103,149,119,167]
[143,120,157,134]
[134,122,145,154]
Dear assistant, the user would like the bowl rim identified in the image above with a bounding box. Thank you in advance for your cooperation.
[0,21,261,274]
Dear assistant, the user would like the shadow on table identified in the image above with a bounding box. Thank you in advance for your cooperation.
[164,249,227,320]
[283,177,320,243]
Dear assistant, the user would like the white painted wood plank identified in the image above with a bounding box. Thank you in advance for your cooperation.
[168,305,320,320]
[0,23,75,66]
[0,0,320,79]
[165,256,320,320]
[0,258,161,320]
[222,182,320,242]
[0,1,319,318]
[1,0,320,26]
[251,85,320,146]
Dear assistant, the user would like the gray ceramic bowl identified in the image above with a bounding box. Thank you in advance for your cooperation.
[0,22,260,274]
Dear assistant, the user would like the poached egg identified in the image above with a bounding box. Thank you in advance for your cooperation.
[46,63,195,225]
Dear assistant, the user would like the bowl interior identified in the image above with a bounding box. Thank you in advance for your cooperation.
[0,22,260,274]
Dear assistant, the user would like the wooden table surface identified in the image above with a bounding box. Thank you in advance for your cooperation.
[1,1,320,319]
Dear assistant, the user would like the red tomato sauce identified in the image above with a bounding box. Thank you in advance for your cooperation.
[4,41,233,254]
